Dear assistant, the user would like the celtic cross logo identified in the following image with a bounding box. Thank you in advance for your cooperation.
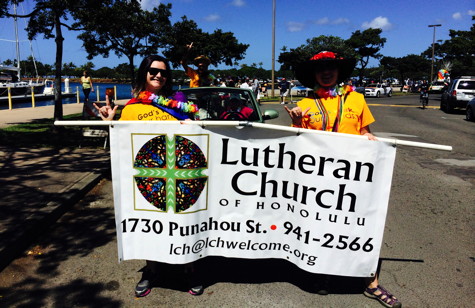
[134,135,208,213]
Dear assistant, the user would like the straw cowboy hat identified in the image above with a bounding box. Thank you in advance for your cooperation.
[295,51,356,89]
[193,55,211,66]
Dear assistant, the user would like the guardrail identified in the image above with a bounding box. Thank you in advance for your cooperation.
[2,85,117,110]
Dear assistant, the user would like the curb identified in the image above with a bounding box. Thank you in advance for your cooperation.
[0,170,106,272]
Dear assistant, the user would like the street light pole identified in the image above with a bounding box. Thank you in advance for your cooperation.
[271,0,276,98]
[428,24,441,82]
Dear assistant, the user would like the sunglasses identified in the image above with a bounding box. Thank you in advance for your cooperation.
[148,67,168,77]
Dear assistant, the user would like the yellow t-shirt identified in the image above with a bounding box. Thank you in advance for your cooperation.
[186,67,200,88]
[119,103,179,121]
[295,92,375,135]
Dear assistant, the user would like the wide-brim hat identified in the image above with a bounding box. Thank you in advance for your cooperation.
[295,51,356,89]
[193,55,211,66]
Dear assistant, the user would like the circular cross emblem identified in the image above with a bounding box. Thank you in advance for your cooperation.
[134,135,207,212]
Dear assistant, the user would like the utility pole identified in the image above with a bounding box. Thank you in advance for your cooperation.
[271,0,275,98]
[428,24,441,82]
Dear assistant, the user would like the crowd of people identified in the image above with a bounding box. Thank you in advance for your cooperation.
[93,45,402,308]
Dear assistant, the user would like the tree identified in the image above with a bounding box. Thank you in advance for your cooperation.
[19,56,39,77]
[380,54,430,82]
[95,66,115,79]
[163,16,249,68]
[1,0,103,121]
[62,62,77,77]
[79,61,95,73]
[346,28,386,81]
[77,1,173,86]
[114,63,132,81]
[425,18,475,77]
[278,35,354,73]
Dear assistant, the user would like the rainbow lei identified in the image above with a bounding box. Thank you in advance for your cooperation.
[312,84,355,132]
[314,84,355,99]
[137,91,199,116]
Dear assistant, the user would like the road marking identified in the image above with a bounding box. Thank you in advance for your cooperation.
[435,159,475,167]
[368,103,439,109]
[374,133,418,139]
[265,101,440,109]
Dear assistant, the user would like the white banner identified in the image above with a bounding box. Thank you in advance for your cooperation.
[110,123,396,277]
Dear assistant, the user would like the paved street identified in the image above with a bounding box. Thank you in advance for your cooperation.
[0,94,473,307]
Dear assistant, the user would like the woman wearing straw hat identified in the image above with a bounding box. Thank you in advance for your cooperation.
[285,51,402,308]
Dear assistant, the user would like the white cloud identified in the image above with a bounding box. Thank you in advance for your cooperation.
[331,18,350,25]
[140,0,161,11]
[230,0,246,7]
[468,10,475,16]
[312,17,349,25]
[287,22,305,32]
[204,14,221,22]
[452,12,462,20]
[314,17,330,25]
[362,16,393,31]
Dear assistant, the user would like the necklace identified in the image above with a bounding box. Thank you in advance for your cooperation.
[314,84,354,99]
[136,91,199,116]
[313,85,354,132]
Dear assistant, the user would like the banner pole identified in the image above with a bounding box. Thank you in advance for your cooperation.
[54,120,453,151]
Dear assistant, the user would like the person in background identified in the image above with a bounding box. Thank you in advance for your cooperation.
[239,78,252,90]
[81,70,94,103]
[261,82,268,97]
[180,42,215,88]
[284,51,401,308]
[219,97,257,120]
[278,77,290,104]
[418,80,430,101]
[95,55,203,298]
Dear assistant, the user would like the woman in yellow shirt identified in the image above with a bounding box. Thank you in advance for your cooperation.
[285,51,401,308]
[95,55,201,298]
[80,71,94,103]
[96,55,197,121]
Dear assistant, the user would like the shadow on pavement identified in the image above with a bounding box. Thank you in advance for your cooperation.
[0,145,110,271]
[0,277,121,308]
[147,257,367,296]
[0,178,119,307]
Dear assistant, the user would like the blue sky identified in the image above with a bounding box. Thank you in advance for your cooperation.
[0,0,473,71]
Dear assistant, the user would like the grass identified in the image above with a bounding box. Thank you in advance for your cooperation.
[0,113,108,148]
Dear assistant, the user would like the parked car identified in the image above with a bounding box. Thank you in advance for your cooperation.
[364,84,392,97]
[440,76,475,113]
[180,87,279,122]
[429,81,448,94]
[355,86,365,94]
[290,81,312,96]
[466,98,475,122]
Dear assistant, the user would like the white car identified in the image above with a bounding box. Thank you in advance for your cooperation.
[429,81,447,94]
[364,84,392,98]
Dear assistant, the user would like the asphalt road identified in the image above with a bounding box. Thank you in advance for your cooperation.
[0,94,473,307]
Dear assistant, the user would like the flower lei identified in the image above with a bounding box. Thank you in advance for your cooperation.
[314,84,355,99]
[312,84,355,132]
[137,91,199,116]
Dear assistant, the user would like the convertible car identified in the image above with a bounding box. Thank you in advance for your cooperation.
[180,87,279,122]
